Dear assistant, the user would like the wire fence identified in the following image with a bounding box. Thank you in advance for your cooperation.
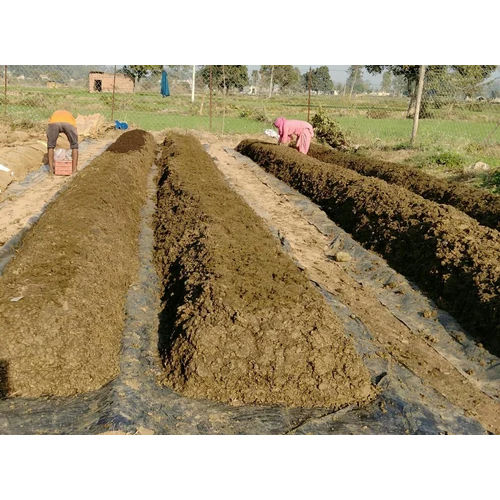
[1,65,499,152]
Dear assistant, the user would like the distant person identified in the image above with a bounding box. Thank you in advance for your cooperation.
[273,117,314,154]
[47,110,78,174]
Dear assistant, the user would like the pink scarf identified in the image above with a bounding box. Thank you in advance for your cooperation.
[273,117,285,137]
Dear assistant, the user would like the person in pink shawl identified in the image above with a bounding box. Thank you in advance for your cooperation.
[273,117,314,154]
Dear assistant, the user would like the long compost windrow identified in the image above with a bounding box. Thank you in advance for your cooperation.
[237,140,500,356]
[0,130,498,434]
[308,142,500,231]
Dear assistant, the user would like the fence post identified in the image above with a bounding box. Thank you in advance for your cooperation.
[191,65,195,103]
[307,67,312,122]
[3,65,6,116]
[411,65,426,146]
[222,65,226,135]
[111,65,116,122]
[268,65,274,99]
[209,66,213,131]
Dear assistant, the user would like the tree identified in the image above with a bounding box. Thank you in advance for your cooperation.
[391,74,406,97]
[366,65,444,116]
[380,71,392,93]
[166,66,193,81]
[260,65,301,94]
[346,66,363,96]
[251,70,260,87]
[450,65,497,98]
[365,65,496,116]
[122,65,163,84]
[302,66,334,93]
[345,66,371,95]
[199,66,249,93]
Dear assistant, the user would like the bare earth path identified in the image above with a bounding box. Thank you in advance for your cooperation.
[208,138,500,434]
[0,138,113,246]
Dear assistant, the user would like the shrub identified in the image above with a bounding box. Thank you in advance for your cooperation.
[238,107,252,118]
[252,109,268,122]
[366,108,389,119]
[311,107,349,149]
[428,151,465,169]
[482,170,500,193]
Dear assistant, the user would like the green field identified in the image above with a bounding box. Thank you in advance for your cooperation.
[2,85,499,185]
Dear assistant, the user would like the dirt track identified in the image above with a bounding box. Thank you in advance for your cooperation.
[237,140,500,356]
[0,130,156,397]
[308,143,500,231]
[154,133,374,408]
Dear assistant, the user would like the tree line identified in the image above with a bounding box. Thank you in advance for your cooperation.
[7,65,498,104]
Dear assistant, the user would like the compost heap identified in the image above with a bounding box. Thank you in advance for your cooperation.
[0,130,156,397]
[154,133,374,408]
[236,140,500,356]
[308,142,500,231]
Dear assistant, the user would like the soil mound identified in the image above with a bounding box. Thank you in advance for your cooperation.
[308,143,500,231]
[154,133,374,408]
[107,129,147,153]
[237,140,500,356]
[0,129,156,397]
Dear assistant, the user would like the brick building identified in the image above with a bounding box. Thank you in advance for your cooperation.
[88,71,134,93]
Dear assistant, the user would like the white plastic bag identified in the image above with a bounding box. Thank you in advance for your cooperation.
[54,148,72,160]
[264,129,279,139]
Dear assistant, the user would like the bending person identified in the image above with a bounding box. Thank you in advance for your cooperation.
[47,110,79,174]
[273,117,314,154]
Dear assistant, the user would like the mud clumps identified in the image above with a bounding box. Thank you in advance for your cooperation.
[154,133,374,408]
[237,140,500,356]
[0,129,156,397]
[308,143,500,231]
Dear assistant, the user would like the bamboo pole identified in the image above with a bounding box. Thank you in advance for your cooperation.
[3,66,7,116]
[111,65,116,122]
[410,65,426,146]
[209,66,213,131]
[222,65,226,135]
[307,67,312,122]
[268,65,274,98]
[191,65,195,103]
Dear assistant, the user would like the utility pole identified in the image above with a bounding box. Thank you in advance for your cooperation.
[268,65,274,99]
[411,65,426,146]
[191,65,195,103]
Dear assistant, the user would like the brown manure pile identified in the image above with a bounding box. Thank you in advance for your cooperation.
[237,140,500,356]
[154,133,374,408]
[308,143,500,231]
[0,129,156,397]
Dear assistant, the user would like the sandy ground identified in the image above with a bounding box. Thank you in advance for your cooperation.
[205,135,500,434]
[0,134,118,246]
